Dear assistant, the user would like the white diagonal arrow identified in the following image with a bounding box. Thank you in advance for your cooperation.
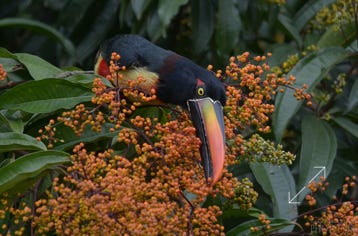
[288,166,326,204]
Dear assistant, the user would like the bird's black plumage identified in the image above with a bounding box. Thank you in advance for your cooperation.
[98,34,226,108]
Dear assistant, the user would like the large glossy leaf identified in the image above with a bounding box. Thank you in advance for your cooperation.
[0,47,17,59]
[0,57,20,72]
[0,150,70,194]
[332,116,358,138]
[0,79,92,113]
[146,10,163,40]
[0,132,47,152]
[53,123,118,151]
[191,0,215,53]
[56,0,95,35]
[61,72,103,88]
[158,0,188,30]
[318,22,356,48]
[347,78,358,112]
[215,0,240,55]
[223,207,264,220]
[293,0,336,31]
[0,111,24,133]
[76,0,121,62]
[15,53,63,80]
[130,0,151,19]
[297,115,337,202]
[267,43,298,67]
[0,48,22,72]
[250,163,297,228]
[0,17,75,57]
[226,218,294,236]
[278,12,302,48]
[273,47,350,141]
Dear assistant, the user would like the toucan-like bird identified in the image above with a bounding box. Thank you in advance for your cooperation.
[95,34,226,186]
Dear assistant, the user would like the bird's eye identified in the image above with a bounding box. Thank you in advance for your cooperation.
[197,87,205,96]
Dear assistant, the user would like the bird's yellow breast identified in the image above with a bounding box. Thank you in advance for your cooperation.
[114,67,159,92]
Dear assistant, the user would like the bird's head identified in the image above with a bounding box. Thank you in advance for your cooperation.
[95,35,227,186]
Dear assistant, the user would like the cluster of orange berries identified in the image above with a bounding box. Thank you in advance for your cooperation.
[250,214,272,232]
[304,176,330,207]
[56,104,102,136]
[304,176,329,207]
[220,52,311,135]
[304,201,358,235]
[36,119,62,148]
[32,139,247,235]
[0,193,32,236]
[341,176,356,195]
[303,176,357,235]
[0,64,6,81]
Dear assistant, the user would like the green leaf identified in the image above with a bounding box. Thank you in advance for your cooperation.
[0,48,21,73]
[267,43,298,67]
[278,12,302,48]
[130,0,151,19]
[15,53,63,80]
[325,158,357,198]
[223,207,264,219]
[53,123,118,151]
[297,115,337,201]
[0,111,24,133]
[0,150,70,194]
[0,47,17,59]
[146,11,163,40]
[62,72,100,88]
[347,78,358,112]
[332,116,358,138]
[273,47,350,141]
[76,0,120,62]
[158,0,188,29]
[348,40,358,52]
[226,218,294,236]
[0,79,92,113]
[132,106,169,123]
[250,163,297,227]
[215,0,240,55]
[0,132,46,152]
[0,17,75,57]
[191,0,215,53]
[56,0,95,35]
[318,22,356,48]
[293,0,336,31]
[0,57,21,73]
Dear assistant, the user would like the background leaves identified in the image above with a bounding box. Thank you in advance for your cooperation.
[0,79,92,113]
[0,0,357,234]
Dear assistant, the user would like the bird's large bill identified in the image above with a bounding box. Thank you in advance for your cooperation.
[187,97,225,186]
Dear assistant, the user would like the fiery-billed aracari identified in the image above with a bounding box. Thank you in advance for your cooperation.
[95,34,226,186]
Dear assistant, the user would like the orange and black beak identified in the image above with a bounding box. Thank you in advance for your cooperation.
[188,97,225,186]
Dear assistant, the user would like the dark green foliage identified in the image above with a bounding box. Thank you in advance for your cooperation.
[0,0,357,234]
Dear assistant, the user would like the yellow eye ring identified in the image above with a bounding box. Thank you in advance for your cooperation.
[197,87,205,96]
